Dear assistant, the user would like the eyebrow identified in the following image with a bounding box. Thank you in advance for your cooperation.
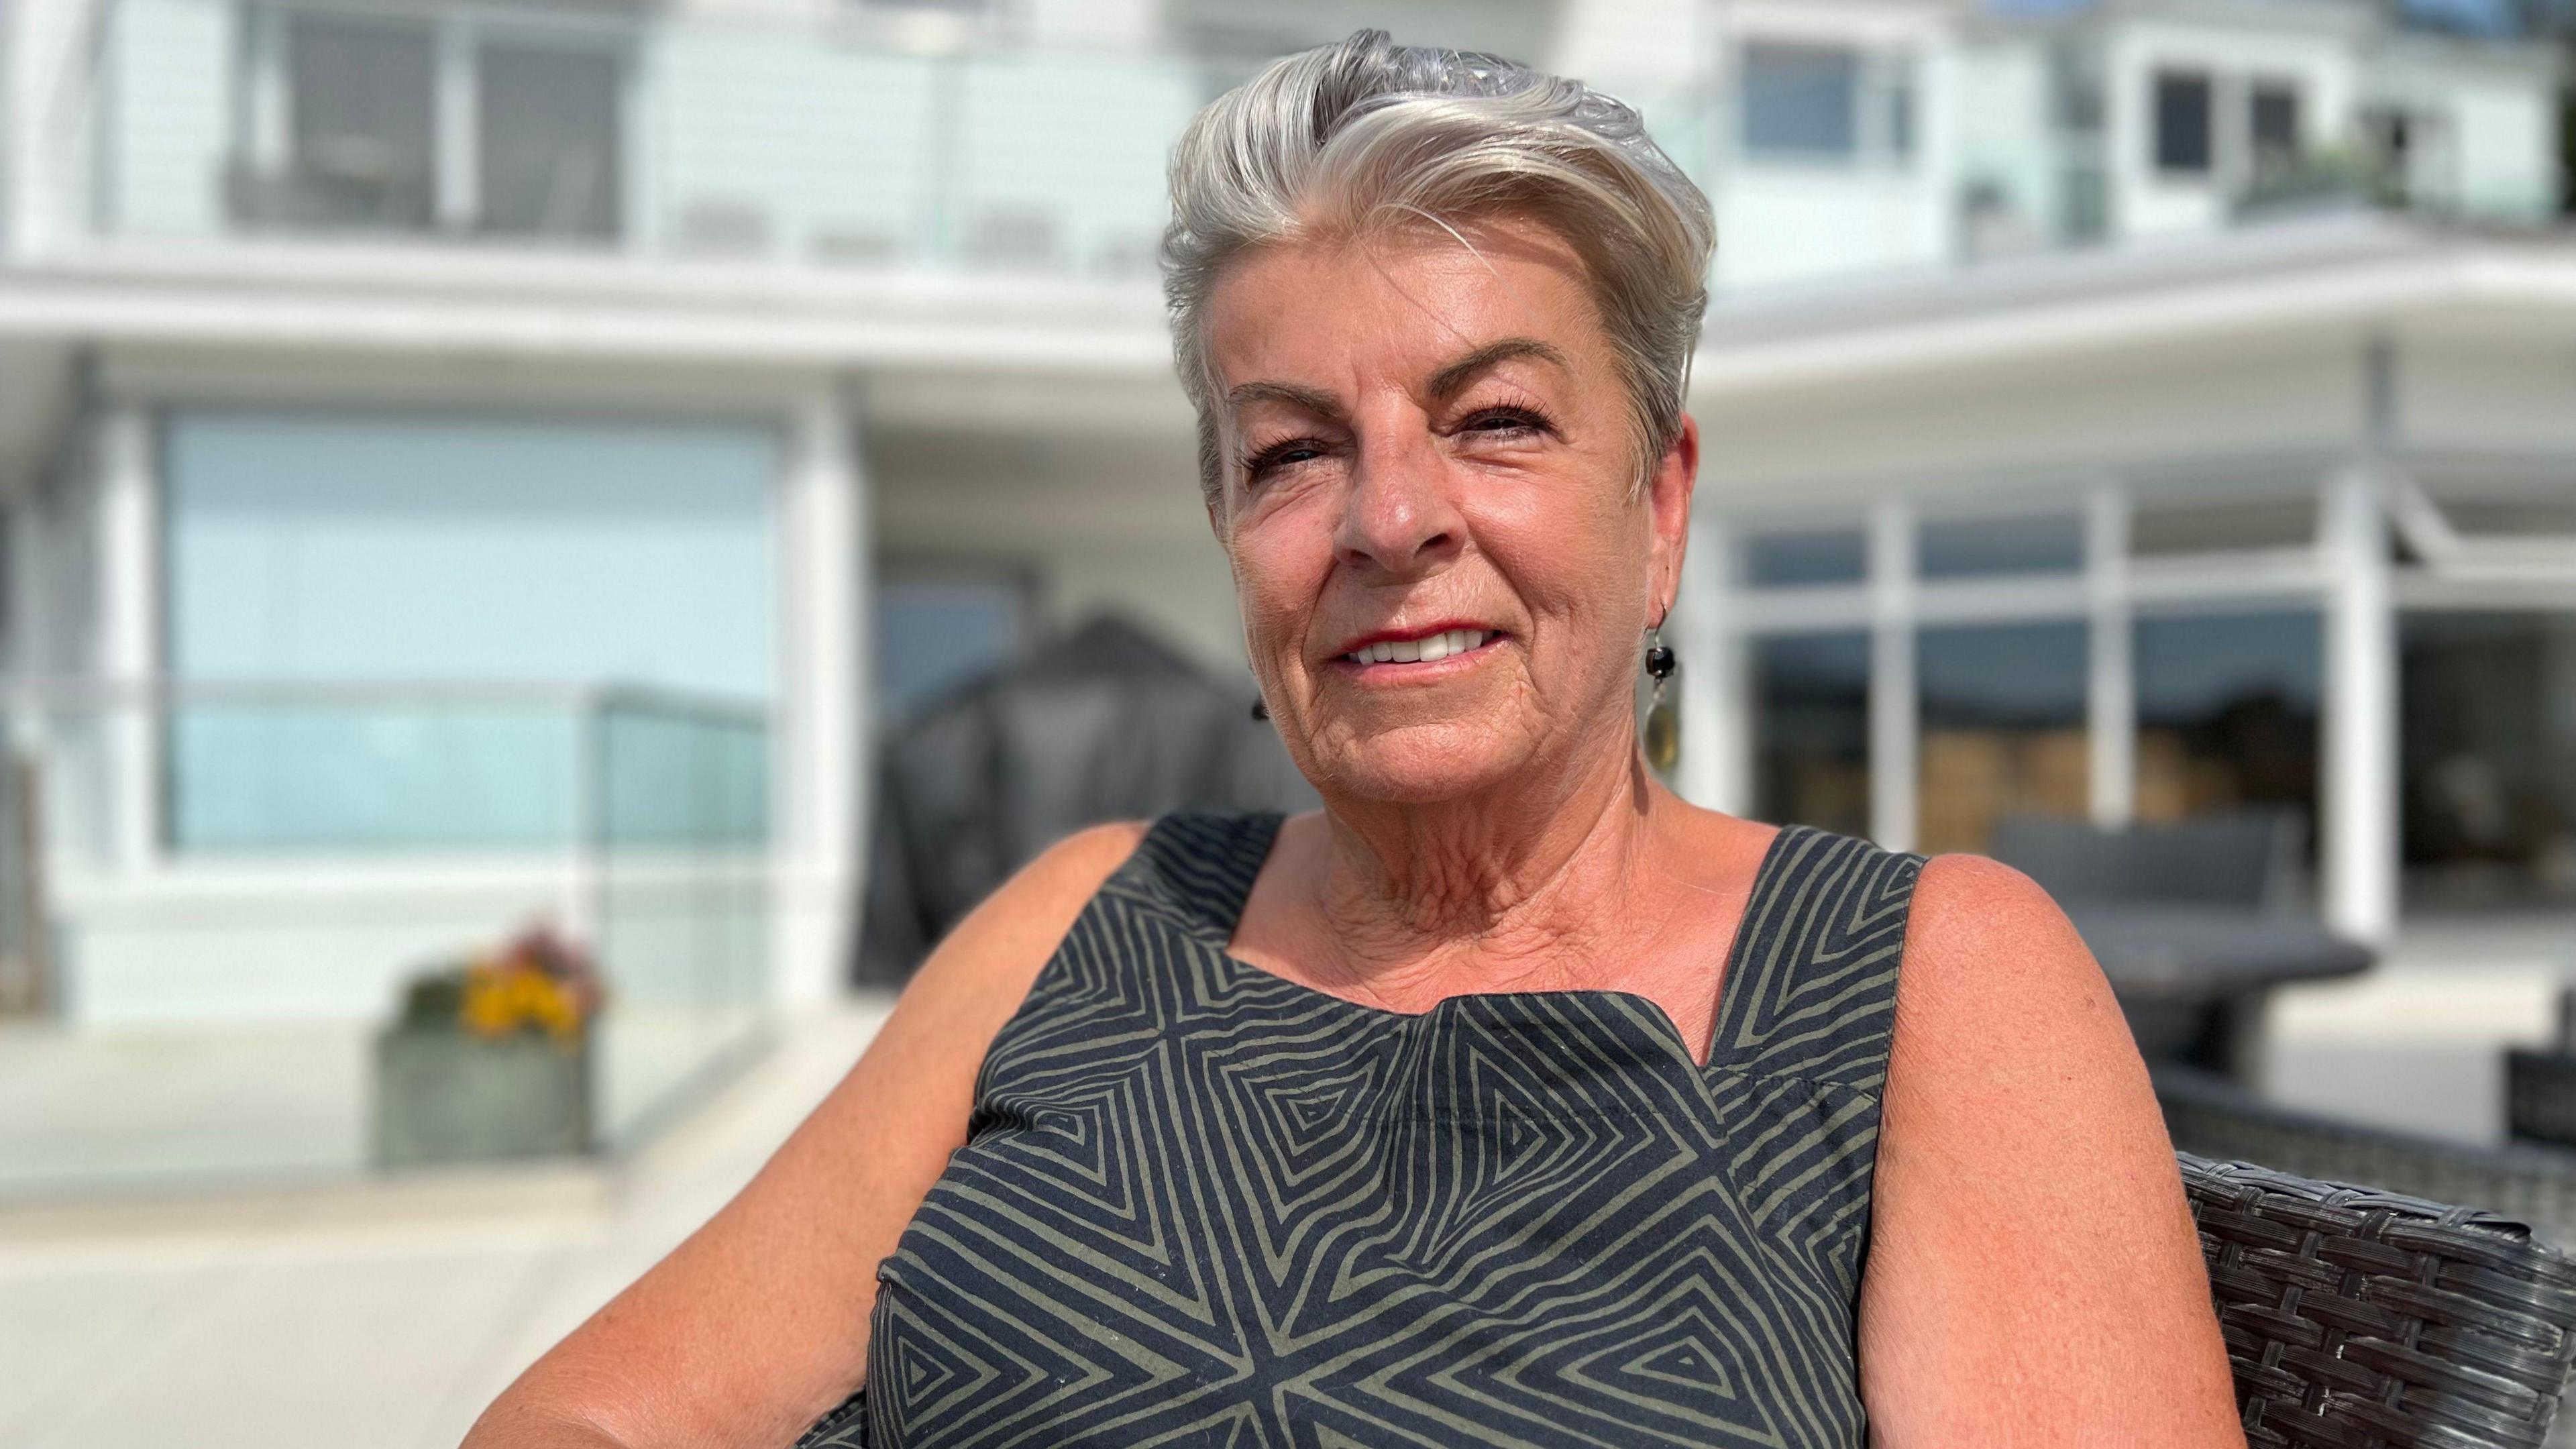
[1223,337,1572,421]
[1224,380,1343,418]
[1426,337,1569,401]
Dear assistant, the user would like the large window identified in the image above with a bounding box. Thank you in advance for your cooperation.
[253,11,628,240]
[2135,611,2319,857]
[1920,511,2084,579]
[1743,523,1868,587]
[1743,42,1859,158]
[1753,633,1871,840]
[2154,69,2214,176]
[477,39,624,240]
[875,570,1030,724]
[164,413,777,851]
[1918,622,2088,855]
[2402,612,2576,910]
[1739,42,1915,166]
[282,13,437,230]
[2250,80,2302,175]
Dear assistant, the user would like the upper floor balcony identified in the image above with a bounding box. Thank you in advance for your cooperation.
[34,0,1217,278]
[0,0,2562,299]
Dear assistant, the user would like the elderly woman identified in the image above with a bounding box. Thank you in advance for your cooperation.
[470,33,2241,1449]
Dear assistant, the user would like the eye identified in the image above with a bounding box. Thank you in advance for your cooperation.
[1242,437,1330,482]
[1458,406,1554,439]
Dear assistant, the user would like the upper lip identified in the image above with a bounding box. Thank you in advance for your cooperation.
[1328,621,1502,660]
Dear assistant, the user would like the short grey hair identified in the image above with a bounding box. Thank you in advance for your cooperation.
[1162,30,1717,508]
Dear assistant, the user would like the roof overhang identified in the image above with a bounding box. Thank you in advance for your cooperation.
[1690,214,2576,402]
[3,214,2571,413]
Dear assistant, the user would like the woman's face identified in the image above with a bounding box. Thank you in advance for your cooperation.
[1204,219,1698,806]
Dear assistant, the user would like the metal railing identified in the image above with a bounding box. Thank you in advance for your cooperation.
[39,0,1739,273]
[17,0,2563,284]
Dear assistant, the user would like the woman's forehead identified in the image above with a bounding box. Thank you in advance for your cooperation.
[1205,226,1609,394]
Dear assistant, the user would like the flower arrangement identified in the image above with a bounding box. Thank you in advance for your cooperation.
[397,922,606,1046]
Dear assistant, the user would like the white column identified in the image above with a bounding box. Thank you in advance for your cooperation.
[8,0,103,254]
[1868,500,1917,854]
[2321,461,2398,944]
[96,405,159,871]
[773,382,867,1004]
[2086,481,2136,828]
[1675,512,1751,816]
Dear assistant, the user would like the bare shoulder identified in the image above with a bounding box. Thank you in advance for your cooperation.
[1857,851,2241,1446]
[900,819,1151,1016]
[463,821,1148,1449]
[1897,851,2110,1017]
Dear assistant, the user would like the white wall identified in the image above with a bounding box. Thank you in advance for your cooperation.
[2405,323,2576,458]
[1695,325,2364,508]
[2367,42,2562,223]
[100,0,231,237]
[869,426,1248,674]
[1707,0,1962,290]
[2106,15,2362,241]
[6,0,108,254]
[1953,32,2057,254]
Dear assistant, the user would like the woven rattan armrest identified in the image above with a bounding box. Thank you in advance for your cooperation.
[2181,1148,2576,1447]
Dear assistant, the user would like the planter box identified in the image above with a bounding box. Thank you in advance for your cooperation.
[374,1027,592,1169]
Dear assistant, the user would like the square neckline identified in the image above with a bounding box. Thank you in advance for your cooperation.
[1177,812,1799,1073]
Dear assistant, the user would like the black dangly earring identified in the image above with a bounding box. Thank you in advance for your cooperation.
[1643,625,1680,775]
[1251,695,1270,721]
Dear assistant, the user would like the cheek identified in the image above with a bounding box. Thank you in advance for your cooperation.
[1224,508,1336,658]
[1470,483,1651,626]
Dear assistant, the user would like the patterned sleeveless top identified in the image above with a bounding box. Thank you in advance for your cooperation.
[800,813,1923,1449]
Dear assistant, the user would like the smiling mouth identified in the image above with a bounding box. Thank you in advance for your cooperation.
[1338,629,1499,667]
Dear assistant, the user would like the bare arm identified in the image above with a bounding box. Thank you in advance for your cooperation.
[1856,854,2243,1447]
[463,822,1148,1449]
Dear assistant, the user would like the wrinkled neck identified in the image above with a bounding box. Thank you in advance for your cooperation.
[1305,718,1674,994]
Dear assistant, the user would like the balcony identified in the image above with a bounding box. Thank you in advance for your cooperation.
[18,0,1753,284]
[64,0,1212,277]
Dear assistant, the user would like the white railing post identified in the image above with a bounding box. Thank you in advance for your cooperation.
[96,402,158,871]
[1868,499,1918,854]
[2087,479,2136,829]
[2321,337,2402,944]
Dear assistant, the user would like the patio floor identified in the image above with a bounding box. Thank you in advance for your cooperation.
[0,998,891,1449]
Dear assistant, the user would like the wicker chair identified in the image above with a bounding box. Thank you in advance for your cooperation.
[2167,1067,2576,1447]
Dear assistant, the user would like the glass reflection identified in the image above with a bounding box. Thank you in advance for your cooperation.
[1753,632,1871,839]
[1918,621,2088,855]
[2134,610,2319,851]
[2402,612,2576,911]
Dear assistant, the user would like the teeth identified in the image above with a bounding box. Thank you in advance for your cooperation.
[1345,630,1492,666]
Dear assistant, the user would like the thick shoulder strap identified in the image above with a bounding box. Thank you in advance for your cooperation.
[1107,811,1285,952]
[1704,824,1925,1091]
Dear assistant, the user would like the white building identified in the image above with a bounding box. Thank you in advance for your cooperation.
[0,0,2567,1116]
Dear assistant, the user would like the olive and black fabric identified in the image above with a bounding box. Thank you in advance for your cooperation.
[855,616,1316,989]
[804,812,1924,1448]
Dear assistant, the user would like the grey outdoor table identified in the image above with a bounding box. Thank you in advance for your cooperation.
[2065,906,2377,1083]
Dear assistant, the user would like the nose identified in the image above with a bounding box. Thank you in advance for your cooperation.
[1334,427,1462,579]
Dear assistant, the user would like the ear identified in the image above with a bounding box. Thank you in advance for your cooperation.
[1646,413,1701,623]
